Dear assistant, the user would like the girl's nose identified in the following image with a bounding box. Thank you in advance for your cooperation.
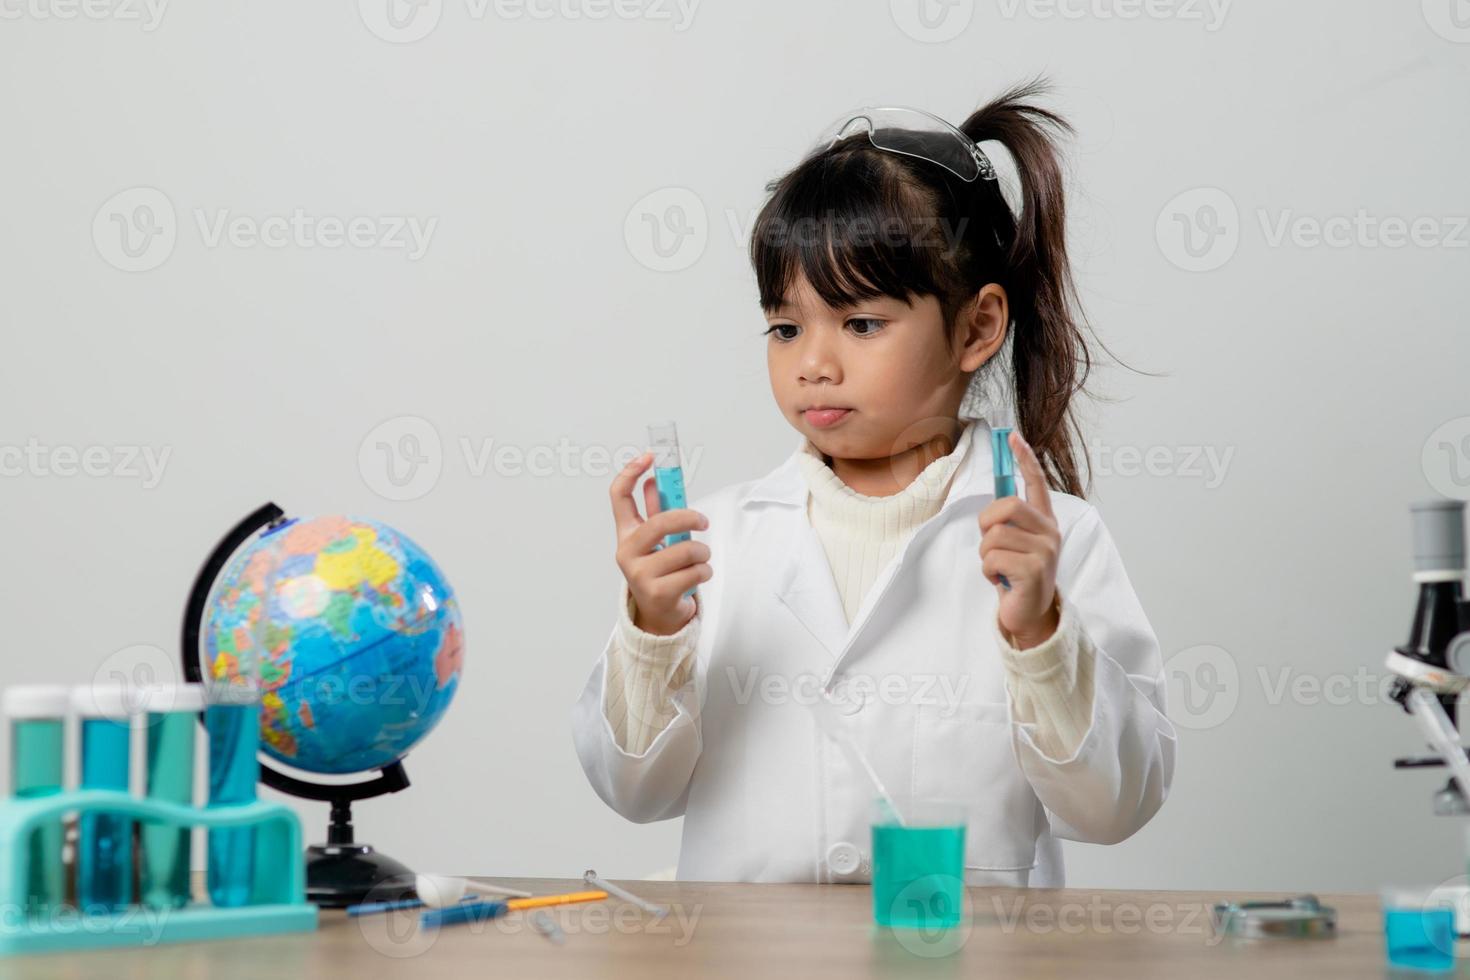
[798,333,842,385]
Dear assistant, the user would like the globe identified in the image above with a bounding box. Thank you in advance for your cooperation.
[201,514,464,775]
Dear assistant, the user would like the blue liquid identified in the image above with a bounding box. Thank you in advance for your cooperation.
[143,710,196,909]
[991,426,1015,590]
[654,465,696,598]
[1384,906,1456,971]
[991,426,1016,498]
[78,718,133,912]
[11,718,65,916]
[654,466,689,545]
[871,823,966,929]
[206,701,259,907]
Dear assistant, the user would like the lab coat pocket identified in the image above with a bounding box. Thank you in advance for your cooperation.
[914,700,1039,872]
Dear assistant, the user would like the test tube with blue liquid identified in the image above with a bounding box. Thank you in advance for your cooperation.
[3,685,69,917]
[990,408,1016,591]
[206,672,260,908]
[73,684,134,912]
[142,683,204,909]
[649,421,697,599]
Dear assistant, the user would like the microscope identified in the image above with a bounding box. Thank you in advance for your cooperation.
[1384,499,1470,935]
[1387,499,1470,816]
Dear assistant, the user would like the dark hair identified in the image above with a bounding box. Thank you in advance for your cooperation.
[749,77,1094,498]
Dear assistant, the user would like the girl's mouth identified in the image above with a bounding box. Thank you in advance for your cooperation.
[803,408,853,428]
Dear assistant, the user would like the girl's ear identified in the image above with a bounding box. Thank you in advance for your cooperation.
[956,283,1009,372]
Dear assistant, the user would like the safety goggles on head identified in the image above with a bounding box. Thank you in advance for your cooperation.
[804,106,998,184]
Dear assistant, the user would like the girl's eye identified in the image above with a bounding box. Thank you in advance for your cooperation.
[847,318,885,336]
[764,324,800,342]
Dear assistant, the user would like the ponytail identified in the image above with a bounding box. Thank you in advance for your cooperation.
[961,78,1093,498]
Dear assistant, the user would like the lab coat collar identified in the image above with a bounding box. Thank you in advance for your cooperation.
[739,415,1000,670]
[738,415,998,515]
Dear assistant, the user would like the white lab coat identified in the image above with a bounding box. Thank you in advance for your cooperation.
[572,419,1176,886]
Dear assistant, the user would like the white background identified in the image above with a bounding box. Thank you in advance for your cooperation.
[2,0,1470,892]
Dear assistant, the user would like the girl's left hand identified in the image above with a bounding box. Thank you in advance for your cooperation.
[978,431,1061,649]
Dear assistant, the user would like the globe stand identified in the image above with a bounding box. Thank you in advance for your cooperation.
[261,762,416,908]
[181,502,420,911]
[304,800,417,908]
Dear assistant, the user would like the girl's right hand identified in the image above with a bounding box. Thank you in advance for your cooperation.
[610,451,713,636]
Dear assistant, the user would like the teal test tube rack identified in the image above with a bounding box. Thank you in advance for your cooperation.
[0,789,317,956]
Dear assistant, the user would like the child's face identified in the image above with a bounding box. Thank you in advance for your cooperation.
[765,271,1006,462]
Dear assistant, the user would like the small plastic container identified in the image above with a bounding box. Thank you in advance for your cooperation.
[1382,885,1457,972]
[2,685,69,917]
[72,684,134,913]
[142,683,205,909]
[870,797,966,929]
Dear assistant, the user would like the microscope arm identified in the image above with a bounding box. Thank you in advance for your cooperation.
[1406,687,1470,802]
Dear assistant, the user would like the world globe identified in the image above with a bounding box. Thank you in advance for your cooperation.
[201,514,464,775]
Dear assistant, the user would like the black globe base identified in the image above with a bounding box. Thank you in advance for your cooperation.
[305,842,416,908]
[302,796,418,908]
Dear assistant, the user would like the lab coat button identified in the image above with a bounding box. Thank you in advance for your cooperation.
[826,841,863,876]
[827,681,866,715]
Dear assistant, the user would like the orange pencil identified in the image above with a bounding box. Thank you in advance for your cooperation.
[506,890,608,911]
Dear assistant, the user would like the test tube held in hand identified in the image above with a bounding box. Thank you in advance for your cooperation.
[990,409,1016,591]
[648,422,696,598]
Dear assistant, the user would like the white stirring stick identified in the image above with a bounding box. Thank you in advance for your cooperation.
[808,693,908,827]
[583,869,668,919]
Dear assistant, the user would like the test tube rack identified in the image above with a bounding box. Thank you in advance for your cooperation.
[0,788,317,956]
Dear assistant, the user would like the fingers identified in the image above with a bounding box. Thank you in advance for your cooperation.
[610,451,654,537]
[639,538,711,579]
[978,495,1053,535]
[642,470,662,521]
[658,562,714,598]
[978,522,1052,559]
[1010,431,1054,521]
[981,547,1046,588]
[626,508,709,558]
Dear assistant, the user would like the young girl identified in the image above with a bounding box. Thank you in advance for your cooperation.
[572,80,1176,888]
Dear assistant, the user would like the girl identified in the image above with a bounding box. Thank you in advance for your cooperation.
[572,80,1176,888]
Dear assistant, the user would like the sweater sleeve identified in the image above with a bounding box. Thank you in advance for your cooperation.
[603,581,701,756]
[992,592,1096,762]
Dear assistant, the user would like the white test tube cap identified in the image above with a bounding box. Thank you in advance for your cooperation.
[137,682,207,716]
[1,684,71,720]
[71,683,134,721]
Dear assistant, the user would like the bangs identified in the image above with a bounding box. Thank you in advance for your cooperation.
[750,145,966,316]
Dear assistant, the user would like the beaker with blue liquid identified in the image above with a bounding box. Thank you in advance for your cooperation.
[1382,886,1457,971]
[871,797,967,930]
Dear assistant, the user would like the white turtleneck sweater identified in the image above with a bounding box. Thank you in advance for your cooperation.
[602,419,1097,761]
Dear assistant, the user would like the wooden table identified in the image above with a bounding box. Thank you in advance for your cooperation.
[0,878,1417,978]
